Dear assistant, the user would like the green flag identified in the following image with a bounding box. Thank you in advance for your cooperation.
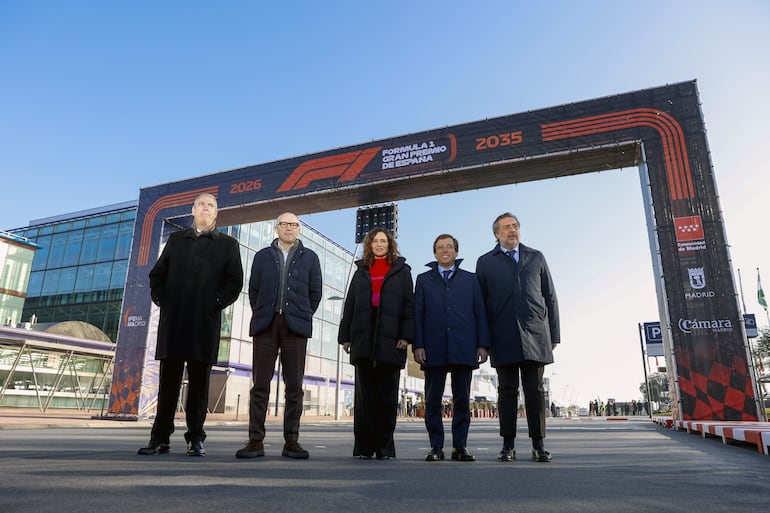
[759,271,768,311]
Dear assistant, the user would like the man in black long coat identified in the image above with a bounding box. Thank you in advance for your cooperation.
[476,212,560,463]
[138,193,243,457]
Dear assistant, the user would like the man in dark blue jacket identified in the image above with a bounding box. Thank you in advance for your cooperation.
[476,213,560,463]
[414,234,489,462]
[236,212,322,460]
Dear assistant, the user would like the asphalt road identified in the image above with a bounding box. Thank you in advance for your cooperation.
[1,417,768,513]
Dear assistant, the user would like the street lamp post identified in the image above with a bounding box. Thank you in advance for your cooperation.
[328,242,359,421]
[335,344,342,419]
[328,295,345,420]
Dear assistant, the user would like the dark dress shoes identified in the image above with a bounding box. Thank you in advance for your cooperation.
[497,447,516,461]
[187,440,206,457]
[425,447,445,461]
[531,447,552,462]
[451,447,475,462]
[137,439,170,455]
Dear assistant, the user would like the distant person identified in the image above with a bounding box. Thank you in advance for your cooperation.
[138,193,244,457]
[236,212,322,460]
[338,228,415,459]
[476,213,560,463]
[413,233,489,462]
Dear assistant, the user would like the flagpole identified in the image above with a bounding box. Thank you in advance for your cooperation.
[759,268,770,326]
[757,268,769,413]
[638,323,653,419]
[737,268,747,313]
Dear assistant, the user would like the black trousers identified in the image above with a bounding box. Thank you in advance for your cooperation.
[248,313,307,443]
[353,360,400,458]
[424,366,473,449]
[496,362,546,444]
[151,358,212,443]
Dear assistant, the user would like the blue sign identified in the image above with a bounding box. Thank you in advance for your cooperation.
[743,313,758,338]
[644,322,664,357]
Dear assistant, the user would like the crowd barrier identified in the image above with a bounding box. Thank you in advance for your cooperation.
[653,416,770,456]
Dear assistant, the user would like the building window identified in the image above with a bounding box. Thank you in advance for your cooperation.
[46,233,68,269]
[58,268,77,295]
[75,265,94,292]
[92,263,112,290]
[32,235,51,271]
[63,230,84,267]
[80,228,101,265]
[41,269,61,296]
[115,222,133,260]
[96,224,118,262]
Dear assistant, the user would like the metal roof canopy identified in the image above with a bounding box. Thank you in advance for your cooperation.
[0,325,115,412]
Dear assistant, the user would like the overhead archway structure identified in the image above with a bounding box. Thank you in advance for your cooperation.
[109,80,763,422]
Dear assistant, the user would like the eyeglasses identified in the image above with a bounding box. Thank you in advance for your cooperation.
[277,222,300,229]
[435,244,456,251]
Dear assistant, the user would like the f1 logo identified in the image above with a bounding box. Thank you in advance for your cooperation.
[277,147,382,192]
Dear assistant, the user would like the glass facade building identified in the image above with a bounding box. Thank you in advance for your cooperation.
[10,202,138,342]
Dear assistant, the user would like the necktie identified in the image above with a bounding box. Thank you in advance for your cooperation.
[509,250,520,296]
[442,269,451,282]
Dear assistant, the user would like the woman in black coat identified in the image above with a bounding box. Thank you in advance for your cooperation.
[338,228,415,459]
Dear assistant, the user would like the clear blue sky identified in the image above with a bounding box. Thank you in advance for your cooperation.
[2,1,769,406]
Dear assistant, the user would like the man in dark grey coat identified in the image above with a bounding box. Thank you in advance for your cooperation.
[236,212,322,460]
[138,193,244,457]
[476,213,560,462]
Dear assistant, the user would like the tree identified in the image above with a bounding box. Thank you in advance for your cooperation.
[752,328,770,362]
[639,372,668,403]
[752,328,770,400]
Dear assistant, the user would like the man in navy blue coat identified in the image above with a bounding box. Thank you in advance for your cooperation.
[236,212,322,460]
[414,234,490,462]
[476,213,560,463]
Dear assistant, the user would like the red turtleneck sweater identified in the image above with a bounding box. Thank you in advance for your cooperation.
[370,257,392,307]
